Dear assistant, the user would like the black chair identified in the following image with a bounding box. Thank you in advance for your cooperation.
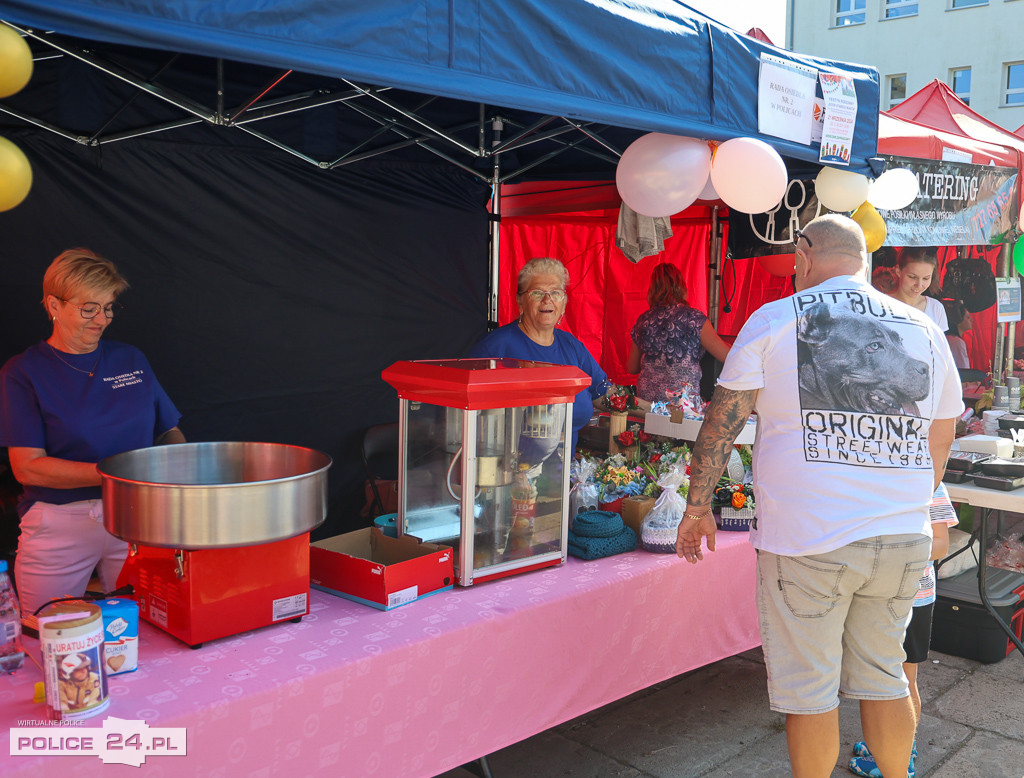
[361,423,399,518]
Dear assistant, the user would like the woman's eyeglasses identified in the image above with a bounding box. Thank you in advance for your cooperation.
[522,289,566,302]
[59,298,123,319]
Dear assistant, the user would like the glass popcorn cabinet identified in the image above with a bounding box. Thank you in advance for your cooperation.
[381,358,590,585]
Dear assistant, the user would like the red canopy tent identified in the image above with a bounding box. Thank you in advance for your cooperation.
[889,79,1024,159]
[497,184,791,386]
[885,81,1024,374]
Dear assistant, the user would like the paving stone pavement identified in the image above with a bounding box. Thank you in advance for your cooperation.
[437,645,1023,778]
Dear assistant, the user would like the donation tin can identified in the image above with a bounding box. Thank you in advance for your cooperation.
[38,602,110,720]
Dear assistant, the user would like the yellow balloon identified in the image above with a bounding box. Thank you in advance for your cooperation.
[851,201,886,253]
[0,25,33,98]
[0,136,32,211]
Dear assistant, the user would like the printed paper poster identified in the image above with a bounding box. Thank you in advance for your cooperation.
[819,73,857,166]
[758,53,817,145]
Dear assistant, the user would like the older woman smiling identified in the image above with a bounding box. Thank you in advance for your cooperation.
[467,257,609,455]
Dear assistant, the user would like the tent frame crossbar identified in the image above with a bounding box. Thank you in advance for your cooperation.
[0,22,621,180]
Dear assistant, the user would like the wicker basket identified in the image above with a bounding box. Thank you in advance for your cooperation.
[716,506,755,532]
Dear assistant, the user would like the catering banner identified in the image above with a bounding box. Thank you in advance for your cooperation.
[879,156,1018,247]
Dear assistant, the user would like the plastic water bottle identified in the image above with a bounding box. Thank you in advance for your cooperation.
[0,559,26,674]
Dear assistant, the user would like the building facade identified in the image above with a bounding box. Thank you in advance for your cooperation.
[786,0,1024,130]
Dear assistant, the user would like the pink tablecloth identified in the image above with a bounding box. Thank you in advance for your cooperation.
[1,532,758,777]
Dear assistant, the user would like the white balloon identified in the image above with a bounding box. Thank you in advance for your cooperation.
[815,166,870,213]
[615,133,712,217]
[710,137,787,214]
[696,173,719,201]
[867,168,920,211]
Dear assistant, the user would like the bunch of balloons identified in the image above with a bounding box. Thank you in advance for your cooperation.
[0,23,33,212]
[615,132,788,218]
[814,165,921,252]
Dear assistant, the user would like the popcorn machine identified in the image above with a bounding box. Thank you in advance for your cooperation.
[381,358,590,585]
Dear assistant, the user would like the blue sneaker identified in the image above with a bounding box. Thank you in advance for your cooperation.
[848,751,916,778]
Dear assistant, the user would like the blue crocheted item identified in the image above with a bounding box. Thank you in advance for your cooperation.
[567,525,638,560]
[571,510,624,538]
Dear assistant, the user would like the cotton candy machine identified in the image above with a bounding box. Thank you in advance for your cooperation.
[99,441,331,647]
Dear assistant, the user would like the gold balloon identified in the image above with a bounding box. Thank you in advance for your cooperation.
[0,25,33,98]
[0,136,32,212]
[851,201,886,253]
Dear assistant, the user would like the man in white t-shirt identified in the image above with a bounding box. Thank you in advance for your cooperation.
[676,214,963,778]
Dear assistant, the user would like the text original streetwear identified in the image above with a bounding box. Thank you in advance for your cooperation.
[675,215,964,778]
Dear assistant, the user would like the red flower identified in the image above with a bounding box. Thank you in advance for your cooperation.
[616,430,636,446]
[609,395,627,411]
[650,453,662,462]
[639,432,653,443]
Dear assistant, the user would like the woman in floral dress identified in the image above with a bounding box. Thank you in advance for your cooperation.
[626,264,730,402]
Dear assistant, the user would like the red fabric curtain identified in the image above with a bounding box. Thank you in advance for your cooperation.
[937,244,1004,374]
[499,207,792,385]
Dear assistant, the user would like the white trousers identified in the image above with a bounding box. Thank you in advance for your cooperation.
[15,499,128,618]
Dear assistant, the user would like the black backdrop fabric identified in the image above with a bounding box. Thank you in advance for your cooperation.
[0,130,491,538]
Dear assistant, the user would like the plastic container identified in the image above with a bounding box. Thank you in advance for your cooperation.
[931,566,1024,663]
[1008,377,1021,412]
[0,560,26,674]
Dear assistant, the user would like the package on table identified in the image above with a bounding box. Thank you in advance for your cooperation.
[98,598,139,675]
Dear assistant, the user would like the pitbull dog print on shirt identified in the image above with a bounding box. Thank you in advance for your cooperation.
[794,290,937,470]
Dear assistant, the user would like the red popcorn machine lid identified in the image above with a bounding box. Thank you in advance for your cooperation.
[381,358,591,410]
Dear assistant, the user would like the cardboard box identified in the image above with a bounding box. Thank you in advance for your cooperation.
[310,527,454,610]
[98,598,139,675]
[621,496,655,535]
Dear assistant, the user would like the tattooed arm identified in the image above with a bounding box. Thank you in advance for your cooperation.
[676,385,758,563]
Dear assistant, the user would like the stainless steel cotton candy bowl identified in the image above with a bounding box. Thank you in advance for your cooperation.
[98,441,332,549]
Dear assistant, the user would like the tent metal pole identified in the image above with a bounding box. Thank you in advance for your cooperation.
[558,118,621,157]
[1001,242,1016,379]
[7,23,218,124]
[489,117,503,328]
[342,79,481,157]
[707,206,721,329]
[0,104,82,143]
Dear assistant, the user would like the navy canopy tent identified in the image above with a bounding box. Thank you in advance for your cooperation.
[0,2,881,538]
[0,0,881,171]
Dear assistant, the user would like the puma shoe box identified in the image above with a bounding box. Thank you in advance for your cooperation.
[931,566,1024,664]
[98,598,139,675]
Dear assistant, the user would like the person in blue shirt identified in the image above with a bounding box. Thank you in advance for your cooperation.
[0,248,184,625]
[466,257,610,458]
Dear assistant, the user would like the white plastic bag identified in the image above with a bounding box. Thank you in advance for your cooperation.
[640,464,688,553]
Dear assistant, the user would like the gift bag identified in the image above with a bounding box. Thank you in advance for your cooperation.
[570,457,599,518]
[640,465,688,553]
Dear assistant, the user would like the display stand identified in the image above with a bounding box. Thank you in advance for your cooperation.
[644,412,757,444]
[943,481,1024,659]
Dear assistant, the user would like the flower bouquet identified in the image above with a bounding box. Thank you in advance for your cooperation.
[595,452,649,511]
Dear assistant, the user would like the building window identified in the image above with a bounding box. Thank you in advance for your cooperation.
[888,74,907,109]
[1004,62,1024,106]
[835,0,866,26]
[950,0,987,7]
[950,67,971,105]
[884,0,919,17]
